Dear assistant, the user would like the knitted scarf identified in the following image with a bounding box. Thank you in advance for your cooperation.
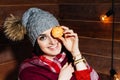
[39,52,66,73]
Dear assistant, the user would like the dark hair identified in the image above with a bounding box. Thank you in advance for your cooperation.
[33,40,73,63]
[33,40,44,56]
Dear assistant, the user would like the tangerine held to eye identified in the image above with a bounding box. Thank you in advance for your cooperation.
[52,26,64,38]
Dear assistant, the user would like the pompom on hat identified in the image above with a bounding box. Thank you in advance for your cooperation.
[4,7,59,46]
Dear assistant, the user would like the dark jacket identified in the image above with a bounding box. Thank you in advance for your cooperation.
[18,55,99,80]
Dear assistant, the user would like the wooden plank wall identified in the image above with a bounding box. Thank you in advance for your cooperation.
[0,0,59,28]
[0,0,120,80]
[0,0,58,80]
[58,0,120,79]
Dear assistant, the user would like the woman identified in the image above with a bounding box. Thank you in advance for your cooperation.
[4,8,99,80]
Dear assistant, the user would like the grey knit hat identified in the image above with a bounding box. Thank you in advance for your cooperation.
[22,8,59,45]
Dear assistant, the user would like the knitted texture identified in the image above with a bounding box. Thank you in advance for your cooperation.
[22,8,59,45]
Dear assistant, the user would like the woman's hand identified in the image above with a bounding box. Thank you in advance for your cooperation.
[58,63,74,80]
[59,26,81,57]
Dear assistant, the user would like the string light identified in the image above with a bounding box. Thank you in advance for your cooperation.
[109,0,120,79]
[114,74,120,80]
[110,69,120,80]
[100,9,113,23]
[100,0,120,79]
[100,15,111,23]
[99,0,120,79]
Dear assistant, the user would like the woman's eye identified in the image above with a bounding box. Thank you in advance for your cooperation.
[39,34,47,41]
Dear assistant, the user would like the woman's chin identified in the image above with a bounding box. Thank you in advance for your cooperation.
[50,50,61,56]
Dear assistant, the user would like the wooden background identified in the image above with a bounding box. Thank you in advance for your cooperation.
[0,0,120,80]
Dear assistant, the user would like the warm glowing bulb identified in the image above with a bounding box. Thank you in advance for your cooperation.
[114,74,120,80]
[116,78,119,80]
[100,14,112,23]
[101,15,107,21]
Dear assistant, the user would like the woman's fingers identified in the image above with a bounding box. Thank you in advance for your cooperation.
[64,30,74,34]
[62,62,68,69]
[68,63,74,73]
[61,26,69,30]
[58,37,65,43]
[59,63,74,80]
[64,33,78,38]
[61,63,74,73]
[61,26,74,34]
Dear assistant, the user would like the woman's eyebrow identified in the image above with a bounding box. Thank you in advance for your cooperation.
[39,34,46,36]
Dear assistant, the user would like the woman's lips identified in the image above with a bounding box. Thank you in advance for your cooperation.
[49,43,58,50]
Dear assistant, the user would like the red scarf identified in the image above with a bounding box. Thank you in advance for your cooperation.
[39,52,66,73]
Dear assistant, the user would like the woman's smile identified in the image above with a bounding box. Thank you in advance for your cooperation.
[49,43,58,50]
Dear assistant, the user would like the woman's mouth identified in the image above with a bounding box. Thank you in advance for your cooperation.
[49,43,58,50]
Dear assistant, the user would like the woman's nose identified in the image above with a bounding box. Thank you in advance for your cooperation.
[48,36,56,45]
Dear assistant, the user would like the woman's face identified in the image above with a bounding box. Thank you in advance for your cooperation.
[37,28,62,59]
